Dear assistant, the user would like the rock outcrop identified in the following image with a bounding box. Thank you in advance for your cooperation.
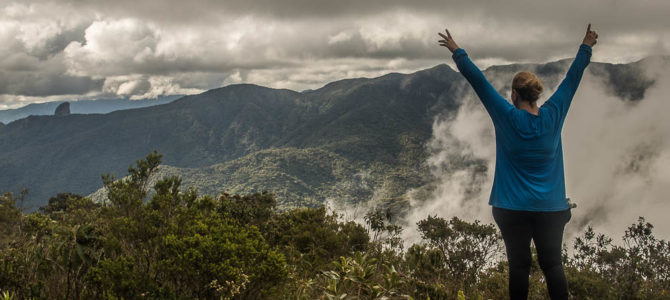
[54,102,70,116]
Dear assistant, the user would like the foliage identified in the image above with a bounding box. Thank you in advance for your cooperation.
[1,152,669,299]
[0,190,26,245]
[364,207,404,252]
[321,252,408,299]
[412,215,502,294]
[1,152,287,299]
[566,218,670,299]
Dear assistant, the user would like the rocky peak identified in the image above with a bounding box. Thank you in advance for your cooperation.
[55,102,71,116]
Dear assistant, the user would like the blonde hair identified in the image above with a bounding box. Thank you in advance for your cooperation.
[512,71,544,102]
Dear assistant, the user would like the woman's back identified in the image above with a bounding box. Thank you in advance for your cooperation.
[492,106,568,211]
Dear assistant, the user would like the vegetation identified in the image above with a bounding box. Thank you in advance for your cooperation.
[1,152,669,299]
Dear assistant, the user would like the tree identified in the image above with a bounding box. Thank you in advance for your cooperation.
[411,215,502,296]
[101,150,162,217]
[567,217,670,299]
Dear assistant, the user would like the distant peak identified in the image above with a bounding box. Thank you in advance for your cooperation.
[225,83,264,89]
[413,64,456,76]
[482,58,571,72]
[428,64,454,71]
[54,102,71,116]
[636,55,670,66]
[210,83,300,95]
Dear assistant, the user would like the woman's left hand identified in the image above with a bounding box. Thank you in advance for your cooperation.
[582,23,598,47]
[438,28,459,53]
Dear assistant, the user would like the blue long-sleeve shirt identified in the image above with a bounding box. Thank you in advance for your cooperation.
[452,44,592,211]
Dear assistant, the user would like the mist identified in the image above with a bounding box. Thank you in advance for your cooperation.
[401,57,670,246]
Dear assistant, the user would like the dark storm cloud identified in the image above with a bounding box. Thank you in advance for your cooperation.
[31,0,670,29]
[0,71,103,96]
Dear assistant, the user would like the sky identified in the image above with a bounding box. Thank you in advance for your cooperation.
[1,0,668,109]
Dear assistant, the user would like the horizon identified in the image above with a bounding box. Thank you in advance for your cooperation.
[3,53,666,111]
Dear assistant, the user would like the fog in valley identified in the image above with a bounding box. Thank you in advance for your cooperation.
[402,57,670,246]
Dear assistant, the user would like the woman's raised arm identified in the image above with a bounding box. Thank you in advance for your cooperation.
[438,28,512,123]
[543,24,598,124]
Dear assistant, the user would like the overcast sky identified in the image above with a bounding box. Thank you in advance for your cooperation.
[1,0,668,109]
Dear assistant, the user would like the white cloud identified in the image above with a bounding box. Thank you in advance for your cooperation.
[64,19,160,76]
[561,59,670,241]
[137,76,204,99]
[116,78,150,96]
[357,11,431,53]
[223,71,243,86]
[328,31,353,45]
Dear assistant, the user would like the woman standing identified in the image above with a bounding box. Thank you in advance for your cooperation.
[437,25,598,299]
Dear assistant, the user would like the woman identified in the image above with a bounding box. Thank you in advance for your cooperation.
[437,25,598,299]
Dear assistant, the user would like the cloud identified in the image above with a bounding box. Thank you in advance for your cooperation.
[561,57,670,241]
[64,19,163,76]
[400,81,496,245]
[0,0,668,107]
[0,71,103,96]
[328,31,353,45]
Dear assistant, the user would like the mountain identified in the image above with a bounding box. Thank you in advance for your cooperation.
[0,58,657,211]
[0,95,183,124]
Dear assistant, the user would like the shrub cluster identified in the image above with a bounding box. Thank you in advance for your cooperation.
[1,152,668,299]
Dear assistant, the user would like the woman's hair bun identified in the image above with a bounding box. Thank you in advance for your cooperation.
[512,71,544,102]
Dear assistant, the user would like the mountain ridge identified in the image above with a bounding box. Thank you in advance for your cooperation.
[0,58,659,210]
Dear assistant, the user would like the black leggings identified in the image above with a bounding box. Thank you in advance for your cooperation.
[492,207,571,300]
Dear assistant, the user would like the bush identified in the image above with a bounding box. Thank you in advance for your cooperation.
[1,152,668,299]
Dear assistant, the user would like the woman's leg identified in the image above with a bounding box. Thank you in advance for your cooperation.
[493,207,533,300]
[531,209,571,300]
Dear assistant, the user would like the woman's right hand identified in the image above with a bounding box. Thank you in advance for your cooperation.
[583,24,598,47]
